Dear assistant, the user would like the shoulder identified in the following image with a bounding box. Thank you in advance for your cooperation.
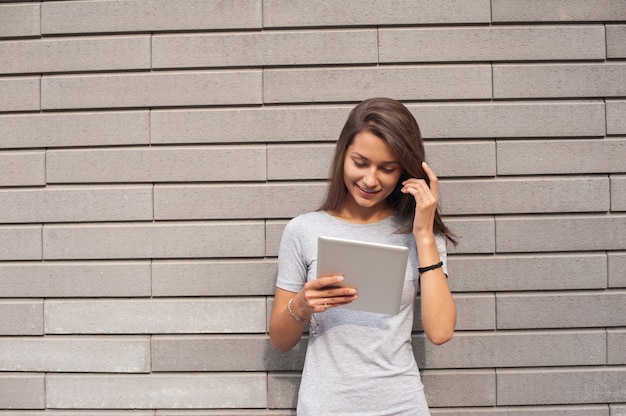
[285,211,329,232]
[279,212,327,248]
[278,212,331,262]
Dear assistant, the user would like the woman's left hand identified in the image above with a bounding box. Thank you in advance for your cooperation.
[400,161,438,239]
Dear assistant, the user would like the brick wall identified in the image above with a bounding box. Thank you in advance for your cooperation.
[0,0,625,414]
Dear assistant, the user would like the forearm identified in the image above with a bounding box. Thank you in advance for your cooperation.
[416,233,456,345]
[270,276,357,352]
[269,289,309,352]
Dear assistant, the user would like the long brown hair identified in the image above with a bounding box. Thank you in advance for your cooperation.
[319,97,457,245]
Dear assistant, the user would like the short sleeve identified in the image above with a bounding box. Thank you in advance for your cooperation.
[275,217,309,293]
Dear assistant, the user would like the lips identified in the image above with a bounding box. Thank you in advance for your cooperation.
[356,183,381,198]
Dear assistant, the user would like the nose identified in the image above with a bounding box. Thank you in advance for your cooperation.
[362,168,378,188]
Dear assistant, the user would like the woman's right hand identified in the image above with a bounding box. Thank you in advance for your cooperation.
[293,275,358,317]
[270,276,357,352]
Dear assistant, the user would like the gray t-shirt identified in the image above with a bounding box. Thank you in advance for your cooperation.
[276,211,448,416]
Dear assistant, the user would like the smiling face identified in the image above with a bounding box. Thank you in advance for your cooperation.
[340,130,403,222]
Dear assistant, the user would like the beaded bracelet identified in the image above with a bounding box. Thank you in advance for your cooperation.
[418,261,443,274]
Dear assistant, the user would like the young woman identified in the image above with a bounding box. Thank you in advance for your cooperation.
[269,97,457,415]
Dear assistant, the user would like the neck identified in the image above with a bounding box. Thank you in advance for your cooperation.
[330,200,393,224]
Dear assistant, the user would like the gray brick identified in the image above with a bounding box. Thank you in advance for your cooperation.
[492,0,626,22]
[151,101,604,146]
[0,261,151,298]
[47,146,265,183]
[0,373,45,409]
[446,218,496,254]
[42,71,262,110]
[264,66,492,103]
[263,0,490,27]
[448,253,607,292]
[0,336,150,372]
[607,25,626,58]
[612,175,626,211]
[42,0,261,34]
[613,404,626,416]
[158,412,295,416]
[609,253,626,288]
[380,26,605,62]
[0,412,155,416]
[0,301,42,335]
[267,144,335,180]
[498,139,626,175]
[415,330,605,369]
[46,373,267,409]
[266,298,274,333]
[0,36,150,75]
[267,373,300,409]
[153,30,377,68]
[425,142,496,178]
[413,101,605,139]
[0,226,41,261]
[43,222,265,259]
[154,183,326,220]
[0,77,39,112]
[496,215,626,252]
[14,409,154,416]
[151,106,350,144]
[152,260,276,297]
[53,412,154,416]
[265,220,288,257]
[0,186,153,223]
[430,405,609,416]
[607,101,626,135]
[453,294,495,331]
[0,3,40,38]
[422,369,496,407]
[45,298,266,334]
[0,111,149,149]
[440,176,609,215]
[151,335,306,371]
[497,367,626,405]
[608,329,626,365]
[0,152,45,186]
[493,63,626,99]
[496,291,626,329]
[415,294,495,332]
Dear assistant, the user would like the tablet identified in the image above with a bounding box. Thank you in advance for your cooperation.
[316,236,409,315]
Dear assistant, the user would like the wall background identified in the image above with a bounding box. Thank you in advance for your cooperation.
[1,0,625,414]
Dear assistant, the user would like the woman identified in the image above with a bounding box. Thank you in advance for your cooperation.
[269,97,457,415]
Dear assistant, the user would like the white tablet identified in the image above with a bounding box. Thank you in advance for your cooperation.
[316,236,409,315]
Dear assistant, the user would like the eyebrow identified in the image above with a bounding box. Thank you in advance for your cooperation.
[351,152,400,166]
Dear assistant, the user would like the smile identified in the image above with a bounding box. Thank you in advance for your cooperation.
[356,183,381,196]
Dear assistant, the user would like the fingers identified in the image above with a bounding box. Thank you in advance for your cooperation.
[313,274,345,289]
[421,161,439,197]
[307,292,357,313]
[400,163,438,236]
[303,275,358,313]
[315,292,357,311]
[400,163,439,208]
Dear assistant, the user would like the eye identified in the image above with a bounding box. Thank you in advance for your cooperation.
[381,166,397,174]
[353,159,367,168]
